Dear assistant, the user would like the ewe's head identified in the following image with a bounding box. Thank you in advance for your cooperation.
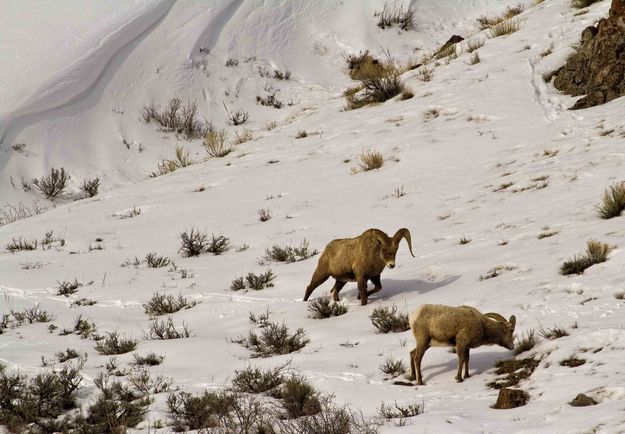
[485,313,516,350]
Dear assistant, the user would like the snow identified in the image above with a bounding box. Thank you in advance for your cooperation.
[2,0,625,432]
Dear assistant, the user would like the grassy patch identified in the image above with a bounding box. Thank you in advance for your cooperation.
[596,182,625,219]
[560,239,614,275]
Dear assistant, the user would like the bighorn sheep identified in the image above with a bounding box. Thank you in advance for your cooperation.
[408,304,516,385]
[303,228,414,305]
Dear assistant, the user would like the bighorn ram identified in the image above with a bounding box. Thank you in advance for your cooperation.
[303,228,414,305]
[408,304,516,385]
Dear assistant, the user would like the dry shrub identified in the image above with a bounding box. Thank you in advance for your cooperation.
[375,3,416,30]
[308,297,348,319]
[234,322,309,358]
[142,98,210,139]
[32,168,69,199]
[370,306,409,333]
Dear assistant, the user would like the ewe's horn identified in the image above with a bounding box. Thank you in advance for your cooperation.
[392,228,415,257]
[484,312,507,323]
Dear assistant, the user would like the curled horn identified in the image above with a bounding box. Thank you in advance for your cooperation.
[484,312,507,323]
[392,228,415,257]
[364,229,391,245]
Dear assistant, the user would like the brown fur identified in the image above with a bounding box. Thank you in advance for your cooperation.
[303,228,414,305]
[408,304,516,385]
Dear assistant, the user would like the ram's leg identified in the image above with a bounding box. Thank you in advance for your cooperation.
[463,348,471,379]
[357,276,368,305]
[330,280,347,301]
[455,345,467,383]
[367,275,382,296]
[303,268,330,301]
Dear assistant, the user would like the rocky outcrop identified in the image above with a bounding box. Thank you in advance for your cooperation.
[554,0,625,109]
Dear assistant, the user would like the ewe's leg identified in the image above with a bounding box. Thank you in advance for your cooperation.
[330,280,347,302]
[415,343,429,386]
[357,276,368,305]
[463,348,471,379]
[303,268,330,301]
[408,348,417,380]
[367,275,382,296]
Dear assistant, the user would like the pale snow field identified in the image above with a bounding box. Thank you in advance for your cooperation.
[2,0,625,432]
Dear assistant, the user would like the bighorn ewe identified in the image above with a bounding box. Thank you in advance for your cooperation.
[408,304,516,385]
[303,228,414,305]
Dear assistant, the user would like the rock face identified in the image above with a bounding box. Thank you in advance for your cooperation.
[554,0,625,109]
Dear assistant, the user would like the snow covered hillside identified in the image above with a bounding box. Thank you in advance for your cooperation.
[2,0,625,432]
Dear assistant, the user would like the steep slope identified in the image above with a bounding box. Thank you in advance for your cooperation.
[3,1,625,433]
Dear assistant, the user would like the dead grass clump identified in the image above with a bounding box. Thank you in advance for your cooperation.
[233,128,253,145]
[258,208,272,222]
[469,51,481,65]
[6,237,38,253]
[488,18,521,38]
[466,38,485,52]
[375,3,416,31]
[308,297,348,319]
[416,66,434,82]
[150,146,194,177]
[513,329,536,355]
[203,129,231,158]
[479,264,516,280]
[142,98,210,139]
[539,325,569,340]
[358,150,384,171]
[487,356,540,389]
[370,305,410,333]
[476,4,524,30]
[560,239,614,275]
[596,181,625,219]
[234,322,309,358]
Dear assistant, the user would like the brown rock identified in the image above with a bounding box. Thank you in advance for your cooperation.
[493,388,529,409]
[436,35,464,56]
[553,0,625,109]
[569,393,598,407]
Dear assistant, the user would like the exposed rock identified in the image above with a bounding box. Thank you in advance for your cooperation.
[569,393,598,407]
[553,0,625,109]
[493,388,529,409]
[435,35,464,56]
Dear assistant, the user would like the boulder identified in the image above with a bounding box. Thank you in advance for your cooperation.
[493,388,529,409]
[569,393,598,407]
[553,0,625,109]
